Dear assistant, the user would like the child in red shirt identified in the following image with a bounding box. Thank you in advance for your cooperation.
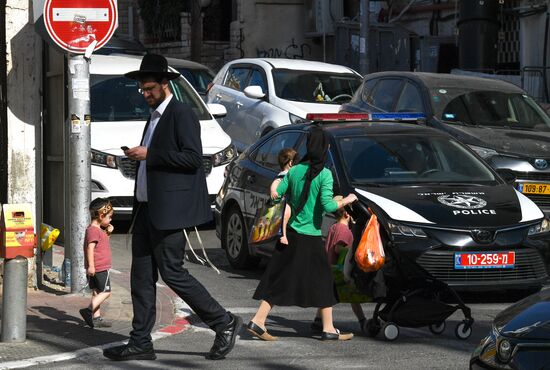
[312,197,368,333]
[79,198,114,328]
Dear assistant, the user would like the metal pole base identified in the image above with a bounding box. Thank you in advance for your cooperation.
[1,256,28,342]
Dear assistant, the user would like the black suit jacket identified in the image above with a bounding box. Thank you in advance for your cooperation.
[133,97,212,230]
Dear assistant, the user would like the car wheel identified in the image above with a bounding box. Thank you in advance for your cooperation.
[223,205,260,269]
[429,321,446,335]
[382,322,399,341]
[455,321,472,340]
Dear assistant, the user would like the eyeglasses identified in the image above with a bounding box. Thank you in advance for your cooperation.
[137,85,158,95]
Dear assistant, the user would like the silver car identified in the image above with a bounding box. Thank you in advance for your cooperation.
[207,58,362,152]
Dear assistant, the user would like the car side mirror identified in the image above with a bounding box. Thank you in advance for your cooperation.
[207,103,227,118]
[496,168,516,185]
[244,85,266,100]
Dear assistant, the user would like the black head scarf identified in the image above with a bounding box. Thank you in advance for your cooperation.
[294,125,329,215]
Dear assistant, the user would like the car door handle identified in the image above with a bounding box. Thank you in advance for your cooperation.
[246,174,255,184]
[236,102,243,108]
[215,93,222,100]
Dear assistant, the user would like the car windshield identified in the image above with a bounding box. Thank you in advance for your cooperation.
[273,69,362,104]
[338,134,497,186]
[90,75,210,121]
[177,67,214,95]
[430,88,550,131]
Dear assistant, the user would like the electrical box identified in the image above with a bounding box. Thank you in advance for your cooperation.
[305,0,343,37]
[0,204,35,259]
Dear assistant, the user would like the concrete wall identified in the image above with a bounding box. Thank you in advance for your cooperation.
[116,0,140,40]
[5,0,41,205]
[230,0,322,61]
[5,0,43,287]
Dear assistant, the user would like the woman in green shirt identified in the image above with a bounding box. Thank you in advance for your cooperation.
[247,125,357,341]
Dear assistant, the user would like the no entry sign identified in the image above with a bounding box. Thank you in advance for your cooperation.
[43,0,117,53]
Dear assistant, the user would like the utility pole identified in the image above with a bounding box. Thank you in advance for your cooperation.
[359,0,370,76]
[190,0,203,63]
[0,0,7,205]
[65,54,91,293]
[42,0,116,294]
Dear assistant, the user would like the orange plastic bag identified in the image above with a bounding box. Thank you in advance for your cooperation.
[355,213,385,272]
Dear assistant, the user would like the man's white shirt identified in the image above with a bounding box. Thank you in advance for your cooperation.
[136,94,173,202]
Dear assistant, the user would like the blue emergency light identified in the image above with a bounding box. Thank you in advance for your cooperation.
[370,112,426,121]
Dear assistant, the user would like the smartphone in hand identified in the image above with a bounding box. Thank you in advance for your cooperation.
[121,146,129,151]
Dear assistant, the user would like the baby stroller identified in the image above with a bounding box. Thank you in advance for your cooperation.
[349,208,474,342]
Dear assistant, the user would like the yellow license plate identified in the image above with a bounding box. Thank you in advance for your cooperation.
[520,183,550,195]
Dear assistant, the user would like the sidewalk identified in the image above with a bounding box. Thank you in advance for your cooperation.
[0,235,189,368]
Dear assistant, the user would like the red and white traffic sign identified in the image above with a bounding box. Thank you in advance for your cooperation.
[43,0,117,54]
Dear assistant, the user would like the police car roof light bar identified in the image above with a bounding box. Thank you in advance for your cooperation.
[305,113,372,121]
[305,112,426,123]
[371,112,426,121]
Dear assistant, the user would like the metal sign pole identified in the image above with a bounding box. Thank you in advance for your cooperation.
[66,54,91,293]
[359,0,370,76]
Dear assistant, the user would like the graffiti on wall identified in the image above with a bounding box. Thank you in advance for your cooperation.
[256,38,312,59]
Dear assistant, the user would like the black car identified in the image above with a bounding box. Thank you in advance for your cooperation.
[214,113,550,292]
[470,289,550,369]
[167,57,215,100]
[340,72,550,214]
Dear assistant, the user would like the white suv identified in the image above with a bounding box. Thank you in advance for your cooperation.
[90,54,235,217]
[207,58,362,152]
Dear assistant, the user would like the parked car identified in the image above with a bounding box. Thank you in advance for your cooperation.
[470,288,550,369]
[90,54,235,217]
[95,35,147,55]
[215,113,550,292]
[207,58,362,152]
[340,72,550,215]
[167,57,215,100]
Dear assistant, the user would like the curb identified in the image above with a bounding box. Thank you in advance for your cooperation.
[0,297,196,369]
[157,298,194,336]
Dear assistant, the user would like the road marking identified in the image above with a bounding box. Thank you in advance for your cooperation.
[1,296,195,369]
[0,340,127,370]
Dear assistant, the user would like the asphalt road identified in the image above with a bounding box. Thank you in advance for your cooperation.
[27,222,526,370]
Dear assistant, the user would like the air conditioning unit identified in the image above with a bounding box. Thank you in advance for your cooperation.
[305,0,343,37]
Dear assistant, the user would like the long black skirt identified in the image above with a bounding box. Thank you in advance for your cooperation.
[253,227,338,308]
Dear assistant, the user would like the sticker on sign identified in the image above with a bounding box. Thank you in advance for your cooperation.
[52,8,109,22]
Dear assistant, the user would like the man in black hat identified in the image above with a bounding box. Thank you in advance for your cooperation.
[103,53,241,361]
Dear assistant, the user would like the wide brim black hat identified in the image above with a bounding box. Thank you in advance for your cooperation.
[125,53,180,81]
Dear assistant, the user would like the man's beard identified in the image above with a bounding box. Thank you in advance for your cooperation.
[148,89,166,109]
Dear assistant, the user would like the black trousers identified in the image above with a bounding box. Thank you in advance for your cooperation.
[129,203,230,346]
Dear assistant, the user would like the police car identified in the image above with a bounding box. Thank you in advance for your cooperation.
[214,113,550,292]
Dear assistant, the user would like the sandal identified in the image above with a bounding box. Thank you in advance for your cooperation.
[321,328,354,341]
[246,321,278,341]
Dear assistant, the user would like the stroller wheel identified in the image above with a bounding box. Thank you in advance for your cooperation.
[429,321,446,335]
[455,321,472,340]
[365,319,381,337]
[382,322,399,341]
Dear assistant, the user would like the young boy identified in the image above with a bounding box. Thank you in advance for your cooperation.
[270,148,297,245]
[79,198,114,328]
[312,197,368,333]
